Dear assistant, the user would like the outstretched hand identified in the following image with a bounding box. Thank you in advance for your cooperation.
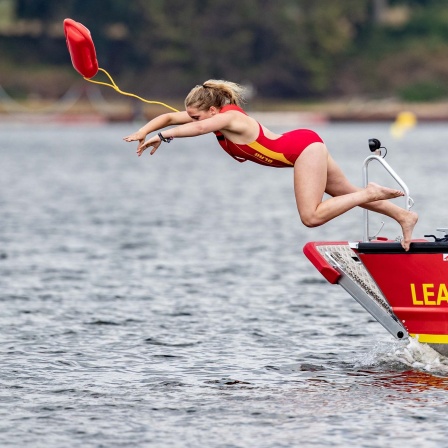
[123,132,161,157]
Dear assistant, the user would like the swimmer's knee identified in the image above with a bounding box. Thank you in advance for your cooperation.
[299,212,324,228]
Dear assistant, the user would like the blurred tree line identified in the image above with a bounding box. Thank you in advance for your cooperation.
[1,0,448,101]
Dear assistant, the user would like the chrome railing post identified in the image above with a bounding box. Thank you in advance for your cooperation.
[362,154,411,242]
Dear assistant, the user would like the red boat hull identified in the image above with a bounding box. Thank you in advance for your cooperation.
[304,240,448,347]
[355,241,448,344]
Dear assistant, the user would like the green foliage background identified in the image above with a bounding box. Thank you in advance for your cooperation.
[2,0,448,101]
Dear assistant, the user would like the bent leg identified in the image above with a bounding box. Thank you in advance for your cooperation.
[294,143,404,227]
[323,151,418,250]
[293,143,418,250]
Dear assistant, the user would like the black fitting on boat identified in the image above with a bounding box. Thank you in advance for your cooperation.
[368,138,381,152]
[424,234,448,242]
[368,138,388,157]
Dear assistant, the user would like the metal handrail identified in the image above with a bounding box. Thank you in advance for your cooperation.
[362,153,412,242]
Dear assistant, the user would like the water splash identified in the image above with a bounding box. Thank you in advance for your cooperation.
[354,338,448,375]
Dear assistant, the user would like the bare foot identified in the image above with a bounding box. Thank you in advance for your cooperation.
[365,182,405,202]
[398,210,419,251]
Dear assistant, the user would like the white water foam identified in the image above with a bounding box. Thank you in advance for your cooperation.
[353,338,448,375]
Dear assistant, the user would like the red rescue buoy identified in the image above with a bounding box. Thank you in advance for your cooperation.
[62,19,178,111]
[64,18,99,79]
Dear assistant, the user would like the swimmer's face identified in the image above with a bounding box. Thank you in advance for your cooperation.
[186,106,218,121]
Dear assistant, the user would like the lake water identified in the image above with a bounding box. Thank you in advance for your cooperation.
[1,120,448,447]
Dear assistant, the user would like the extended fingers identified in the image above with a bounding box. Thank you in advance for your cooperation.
[150,145,160,155]
[123,132,146,142]
[138,140,162,156]
[123,134,137,142]
[137,142,148,157]
[137,140,156,156]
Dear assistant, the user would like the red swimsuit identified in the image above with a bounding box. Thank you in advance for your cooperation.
[214,105,323,168]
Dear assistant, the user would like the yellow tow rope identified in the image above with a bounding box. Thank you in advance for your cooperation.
[84,68,180,112]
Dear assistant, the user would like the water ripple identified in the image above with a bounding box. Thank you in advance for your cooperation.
[0,123,448,447]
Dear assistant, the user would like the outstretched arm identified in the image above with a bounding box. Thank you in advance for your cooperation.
[134,112,239,156]
[123,111,193,149]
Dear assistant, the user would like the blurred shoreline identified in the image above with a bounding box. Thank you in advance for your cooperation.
[1,96,448,125]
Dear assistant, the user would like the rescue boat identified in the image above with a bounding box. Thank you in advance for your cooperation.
[304,138,448,356]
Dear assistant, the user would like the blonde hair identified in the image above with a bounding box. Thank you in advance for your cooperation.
[184,79,246,110]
